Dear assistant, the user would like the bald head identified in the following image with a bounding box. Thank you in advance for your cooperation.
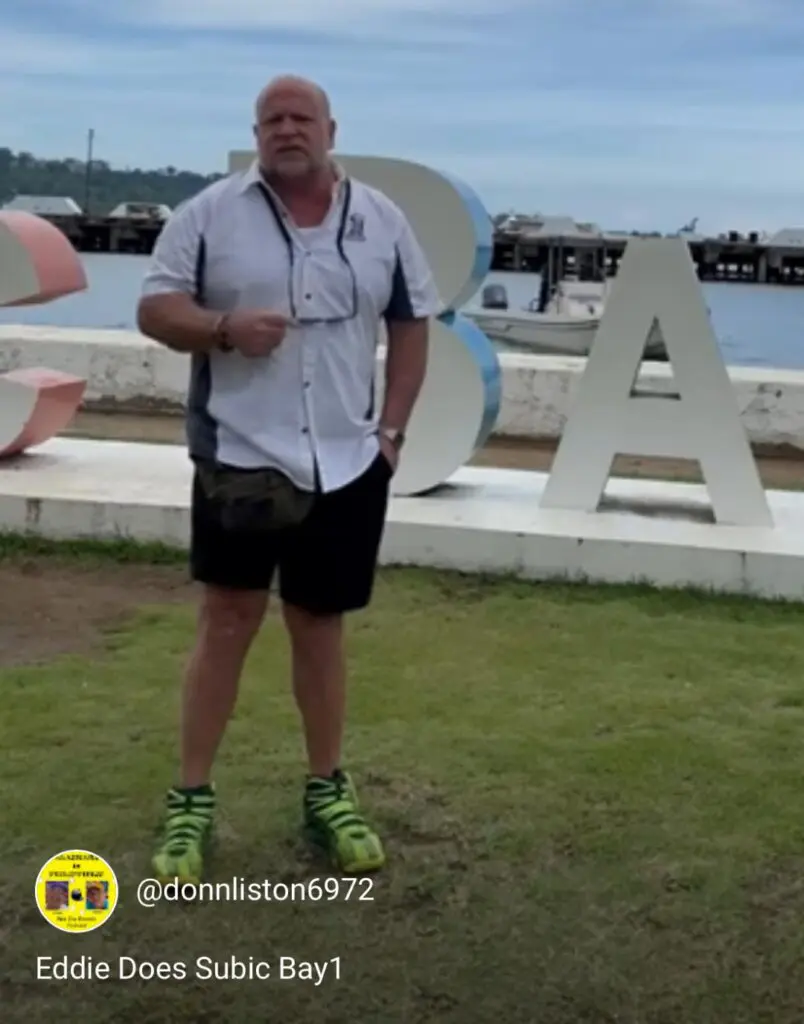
[255,75,331,121]
[253,75,336,184]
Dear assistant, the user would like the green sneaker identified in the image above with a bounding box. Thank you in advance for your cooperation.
[302,769,385,874]
[151,784,215,884]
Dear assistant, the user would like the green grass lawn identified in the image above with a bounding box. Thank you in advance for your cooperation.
[3,543,804,1023]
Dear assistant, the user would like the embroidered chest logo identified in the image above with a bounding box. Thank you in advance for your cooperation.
[343,213,366,241]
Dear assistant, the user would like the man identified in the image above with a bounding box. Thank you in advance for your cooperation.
[45,881,69,911]
[137,75,442,881]
[85,882,108,910]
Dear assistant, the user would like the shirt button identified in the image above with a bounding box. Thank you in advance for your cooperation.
[304,381,311,388]
[301,427,309,434]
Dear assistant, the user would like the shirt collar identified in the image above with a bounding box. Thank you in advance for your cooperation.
[238,158,347,200]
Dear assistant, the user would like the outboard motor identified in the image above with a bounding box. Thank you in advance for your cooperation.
[537,274,550,313]
[481,283,508,309]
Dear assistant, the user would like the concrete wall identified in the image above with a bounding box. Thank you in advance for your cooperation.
[495,352,804,451]
[0,326,189,411]
[2,325,804,451]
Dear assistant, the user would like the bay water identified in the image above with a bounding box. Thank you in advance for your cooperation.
[1,253,803,369]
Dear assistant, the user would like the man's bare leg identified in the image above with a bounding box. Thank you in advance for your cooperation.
[152,585,268,882]
[283,603,345,777]
[283,601,385,873]
[181,586,268,785]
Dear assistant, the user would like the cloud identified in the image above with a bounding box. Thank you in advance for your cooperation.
[674,0,778,23]
[3,0,804,233]
[124,0,519,28]
[0,29,112,74]
[344,87,804,136]
[60,0,528,42]
[417,148,804,196]
[73,0,792,31]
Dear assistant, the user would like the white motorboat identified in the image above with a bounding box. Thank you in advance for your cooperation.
[544,278,608,318]
[465,279,666,359]
[466,306,601,356]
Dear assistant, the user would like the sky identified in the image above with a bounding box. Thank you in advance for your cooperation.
[2,0,804,234]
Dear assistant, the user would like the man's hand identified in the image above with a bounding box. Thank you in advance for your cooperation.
[379,434,400,473]
[225,310,293,357]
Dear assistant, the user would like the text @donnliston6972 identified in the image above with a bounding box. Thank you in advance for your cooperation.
[36,955,342,985]
[136,874,375,906]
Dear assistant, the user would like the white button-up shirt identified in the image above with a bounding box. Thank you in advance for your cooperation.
[141,160,443,492]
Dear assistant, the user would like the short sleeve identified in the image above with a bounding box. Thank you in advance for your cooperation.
[140,197,203,298]
[383,211,445,322]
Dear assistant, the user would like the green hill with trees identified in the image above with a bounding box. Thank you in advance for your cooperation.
[0,147,223,215]
[0,146,511,226]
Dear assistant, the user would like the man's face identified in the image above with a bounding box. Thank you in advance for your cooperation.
[254,83,335,179]
[45,885,67,910]
[86,884,104,908]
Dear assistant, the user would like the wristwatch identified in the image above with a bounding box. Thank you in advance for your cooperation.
[380,426,405,451]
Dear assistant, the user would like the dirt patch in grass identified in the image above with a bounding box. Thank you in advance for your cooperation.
[0,558,192,667]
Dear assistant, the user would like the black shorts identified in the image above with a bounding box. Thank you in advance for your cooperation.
[189,451,392,614]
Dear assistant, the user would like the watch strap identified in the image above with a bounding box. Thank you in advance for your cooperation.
[212,313,233,352]
[380,426,405,450]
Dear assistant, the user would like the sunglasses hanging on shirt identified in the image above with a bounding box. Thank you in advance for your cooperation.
[255,179,359,325]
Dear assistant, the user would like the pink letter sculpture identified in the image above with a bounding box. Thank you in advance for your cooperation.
[0,210,88,458]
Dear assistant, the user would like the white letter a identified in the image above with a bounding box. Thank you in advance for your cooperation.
[540,237,772,527]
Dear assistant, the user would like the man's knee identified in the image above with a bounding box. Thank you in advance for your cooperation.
[198,585,269,647]
[282,601,342,655]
